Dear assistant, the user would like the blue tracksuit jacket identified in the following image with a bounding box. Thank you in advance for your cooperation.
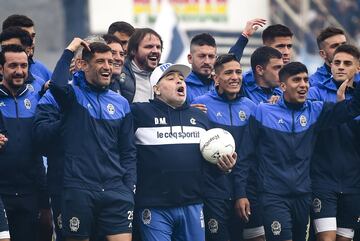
[234,89,360,198]
[192,89,256,199]
[309,63,360,87]
[0,84,46,198]
[308,78,360,193]
[241,70,282,105]
[33,90,63,195]
[49,50,136,202]
[186,34,249,103]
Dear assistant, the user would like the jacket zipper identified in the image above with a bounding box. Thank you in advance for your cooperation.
[97,94,103,120]
[229,103,233,126]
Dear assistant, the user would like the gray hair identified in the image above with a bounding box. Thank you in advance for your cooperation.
[73,35,106,59]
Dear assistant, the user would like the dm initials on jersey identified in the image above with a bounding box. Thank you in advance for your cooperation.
[154,117,167,125]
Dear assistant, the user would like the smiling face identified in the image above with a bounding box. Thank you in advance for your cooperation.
[0,51,28,93]
[214,60,242,100]
[280,72,309,104]
[108,42,125,75]
[133,34,162,71]
[331,52,360,83]
[153,71,186,108]
[82,51,113,88]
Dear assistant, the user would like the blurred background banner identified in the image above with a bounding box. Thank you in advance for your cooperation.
[1,0,359,73]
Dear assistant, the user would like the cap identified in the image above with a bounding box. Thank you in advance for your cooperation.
[150,63,191,87]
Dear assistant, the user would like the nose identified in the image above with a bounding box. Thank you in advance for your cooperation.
[113,52,121,61]
[283,47,290,56]
[231,71,241,79]
[204,56,212,64]
[338,62,345,70]
[151,46,160,53]
[299,79,308,87]
[15,65,23,74]
[103,60,111,70]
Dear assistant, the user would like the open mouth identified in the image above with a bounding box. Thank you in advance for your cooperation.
[229,82,239,87]
[113,62,122,68]
[100,72,111,78]
[298,90,307,96]
[148,55,159,62]
[177,86,185,96]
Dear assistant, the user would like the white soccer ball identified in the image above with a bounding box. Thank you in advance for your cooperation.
[199,128,236,164]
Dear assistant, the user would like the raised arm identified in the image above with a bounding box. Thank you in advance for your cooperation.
[229,18,266,61]
[49,38,90,108]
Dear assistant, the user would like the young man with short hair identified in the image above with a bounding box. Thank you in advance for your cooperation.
[309,27,359,86]
[308,44,360,241]
[242,46,284,104]
[186,18,266,104]
[242,24,293,94]
[235,61,360,241]
[192,54,264,241]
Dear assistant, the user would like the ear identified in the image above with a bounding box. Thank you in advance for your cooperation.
[280,82,286,92]
[187,53,192,65]
[255,65,264,76]
[75,58,82,70]
[153,85,160,96]
[0,65,3,76]
[319,50,326,60]
[24,46,33,56]
[81,60,89,72]
[213,73,220,86]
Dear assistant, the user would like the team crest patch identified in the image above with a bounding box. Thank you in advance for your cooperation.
[142,209,151,225]
[299,115,307,127]
[26,84,34,92]
[271,221,281,236]
[107,104,115,115]
[239,110,246,121]
[190,117,197,125]
[208,219,218,234]
[57,214,62,229]
[24,99,31,109]
[69,217,80,232]
[313,198,321,213]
